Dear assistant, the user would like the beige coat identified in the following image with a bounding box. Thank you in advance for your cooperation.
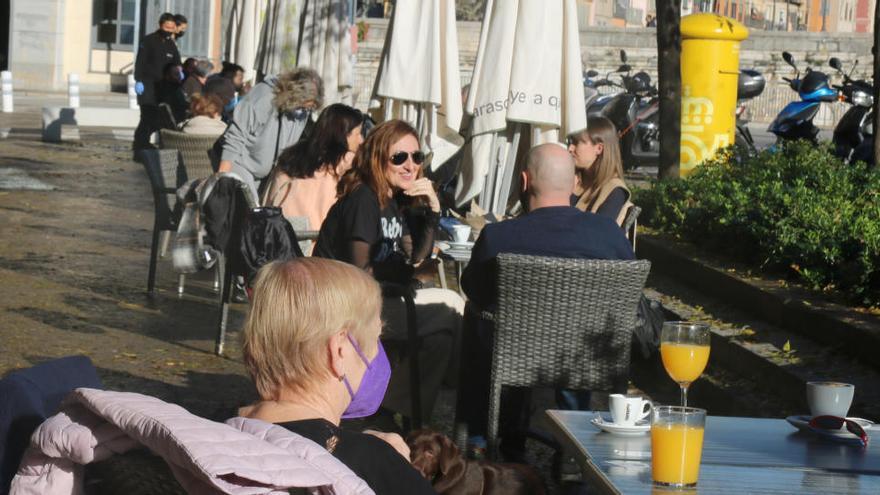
[574,177,634,227]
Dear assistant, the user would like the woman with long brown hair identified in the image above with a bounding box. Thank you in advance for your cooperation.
[567,116,633,226]
[314,119,463,424]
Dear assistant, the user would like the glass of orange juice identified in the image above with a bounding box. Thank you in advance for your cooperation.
[660,322,710,407]
[651,406,706,488]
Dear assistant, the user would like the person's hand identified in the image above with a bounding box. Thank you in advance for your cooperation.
[403,177,440,213]
[135,81,145,95]
[218,160,233,173]
[363,430,411,461]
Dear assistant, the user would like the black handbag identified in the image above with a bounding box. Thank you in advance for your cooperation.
[237,202,303,285]
[235,113,302,285]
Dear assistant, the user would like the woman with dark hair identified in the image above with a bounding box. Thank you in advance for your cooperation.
[314,119,463,422]
[267,103,364,239]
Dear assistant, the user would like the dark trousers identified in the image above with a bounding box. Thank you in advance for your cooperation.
[134,104,160,150]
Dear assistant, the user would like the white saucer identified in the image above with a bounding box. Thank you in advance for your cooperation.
[434,241,450,251]
[591,415,650,436]
[447,240,474,249]
[785,415,874,441]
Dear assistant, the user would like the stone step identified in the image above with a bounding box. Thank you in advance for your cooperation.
[637,234,880,373]
[644,273,880,422]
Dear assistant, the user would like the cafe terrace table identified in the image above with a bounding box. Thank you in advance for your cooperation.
[435,242,472,295]
[545,410,880,494]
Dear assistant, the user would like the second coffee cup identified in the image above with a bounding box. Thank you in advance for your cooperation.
[609,394,653,425]
[806,381,854,418]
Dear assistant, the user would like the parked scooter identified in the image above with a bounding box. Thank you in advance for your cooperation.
[735,69,766,153]
[584,50,659,171]
[828,57,874,163]
[768,51,838,144]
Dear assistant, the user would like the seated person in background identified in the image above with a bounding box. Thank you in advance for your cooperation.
[457,143,635,459]
[156,62,189,125]
[217,68,322,195]
[182,57,198,79]
[179,94,228,136]
[314,120,464,423]
[220,61,247,94]
[240,258,436,494]
[568,116,634,226]
[267,103,364,245]
[204,76,237,121]
[181,59,214,100]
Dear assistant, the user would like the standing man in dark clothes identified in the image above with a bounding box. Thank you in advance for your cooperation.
[133,13,181,158]
[174,14,188,40]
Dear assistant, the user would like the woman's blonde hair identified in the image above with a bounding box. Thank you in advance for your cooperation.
[569,116,627,200]
[242,258,381,400]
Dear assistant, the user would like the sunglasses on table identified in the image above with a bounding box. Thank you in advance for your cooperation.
[389,151,426,166]
[809,415,870,447]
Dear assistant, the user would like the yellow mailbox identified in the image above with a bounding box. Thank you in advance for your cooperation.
[679,14,748,176]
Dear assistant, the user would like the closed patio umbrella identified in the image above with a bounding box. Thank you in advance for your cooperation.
[254,0,304,79]
[296,0,354,105]
[370,0,464,171]
[253,0,353,106]
[454,0,586,214]
[225,0,267,83]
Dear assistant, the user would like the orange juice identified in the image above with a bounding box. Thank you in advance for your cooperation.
[651,423,705,485]
[660,343,710,384]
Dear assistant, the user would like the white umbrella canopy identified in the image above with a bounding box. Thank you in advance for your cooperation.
[255,0,304,79]
[370,0,464,171]
[225,0,268,84]
[455,0,586,213]
[296,0,354,105]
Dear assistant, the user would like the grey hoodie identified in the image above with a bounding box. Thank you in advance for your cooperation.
[220,75,310,193]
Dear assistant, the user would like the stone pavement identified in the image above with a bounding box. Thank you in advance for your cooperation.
[0,109,257,421]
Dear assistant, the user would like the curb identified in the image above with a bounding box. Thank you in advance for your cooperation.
[637,235,880,372]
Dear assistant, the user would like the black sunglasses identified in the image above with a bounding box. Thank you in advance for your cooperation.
[809,415,870,447]
[389,151,426,166]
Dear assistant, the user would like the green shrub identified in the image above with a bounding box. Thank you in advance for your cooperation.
[634,142,880,307]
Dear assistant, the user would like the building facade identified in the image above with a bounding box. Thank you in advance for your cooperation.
[3,0,223,92]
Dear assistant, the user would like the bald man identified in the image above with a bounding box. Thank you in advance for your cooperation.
[461,143,634,311]
[456,144,635,460]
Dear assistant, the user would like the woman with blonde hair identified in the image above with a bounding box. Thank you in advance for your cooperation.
[241,257,435,494]
[314,119,464,423]
[567,116,634,226]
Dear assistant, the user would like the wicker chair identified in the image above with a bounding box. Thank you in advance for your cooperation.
[622,205,641,251]
[140,149,185,294]
[486,254,651,458]
[159,129,218,181]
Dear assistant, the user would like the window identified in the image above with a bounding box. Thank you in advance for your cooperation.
[93,0,136,50]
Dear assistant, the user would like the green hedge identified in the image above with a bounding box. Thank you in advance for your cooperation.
[634,141,880,307]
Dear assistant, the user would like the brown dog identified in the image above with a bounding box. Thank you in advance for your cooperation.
[407,429,545,495]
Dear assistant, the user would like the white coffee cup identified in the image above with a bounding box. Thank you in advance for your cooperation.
[609,394,653,426]
[451,224,472,243]
[806,381,854,418]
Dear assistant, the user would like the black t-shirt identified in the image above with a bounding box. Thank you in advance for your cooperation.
[314,184,413,282]
[276,419,436,495]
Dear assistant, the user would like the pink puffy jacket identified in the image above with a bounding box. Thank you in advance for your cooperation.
[10,388,373,495]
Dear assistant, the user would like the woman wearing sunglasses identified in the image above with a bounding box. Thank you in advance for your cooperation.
[315,119,464,424]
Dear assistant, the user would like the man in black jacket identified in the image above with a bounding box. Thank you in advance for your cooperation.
[133,13,181,158]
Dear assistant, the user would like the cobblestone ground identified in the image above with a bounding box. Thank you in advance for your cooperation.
[0,128,262,421]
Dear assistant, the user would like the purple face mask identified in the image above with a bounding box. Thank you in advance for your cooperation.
[341,334,391,419]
